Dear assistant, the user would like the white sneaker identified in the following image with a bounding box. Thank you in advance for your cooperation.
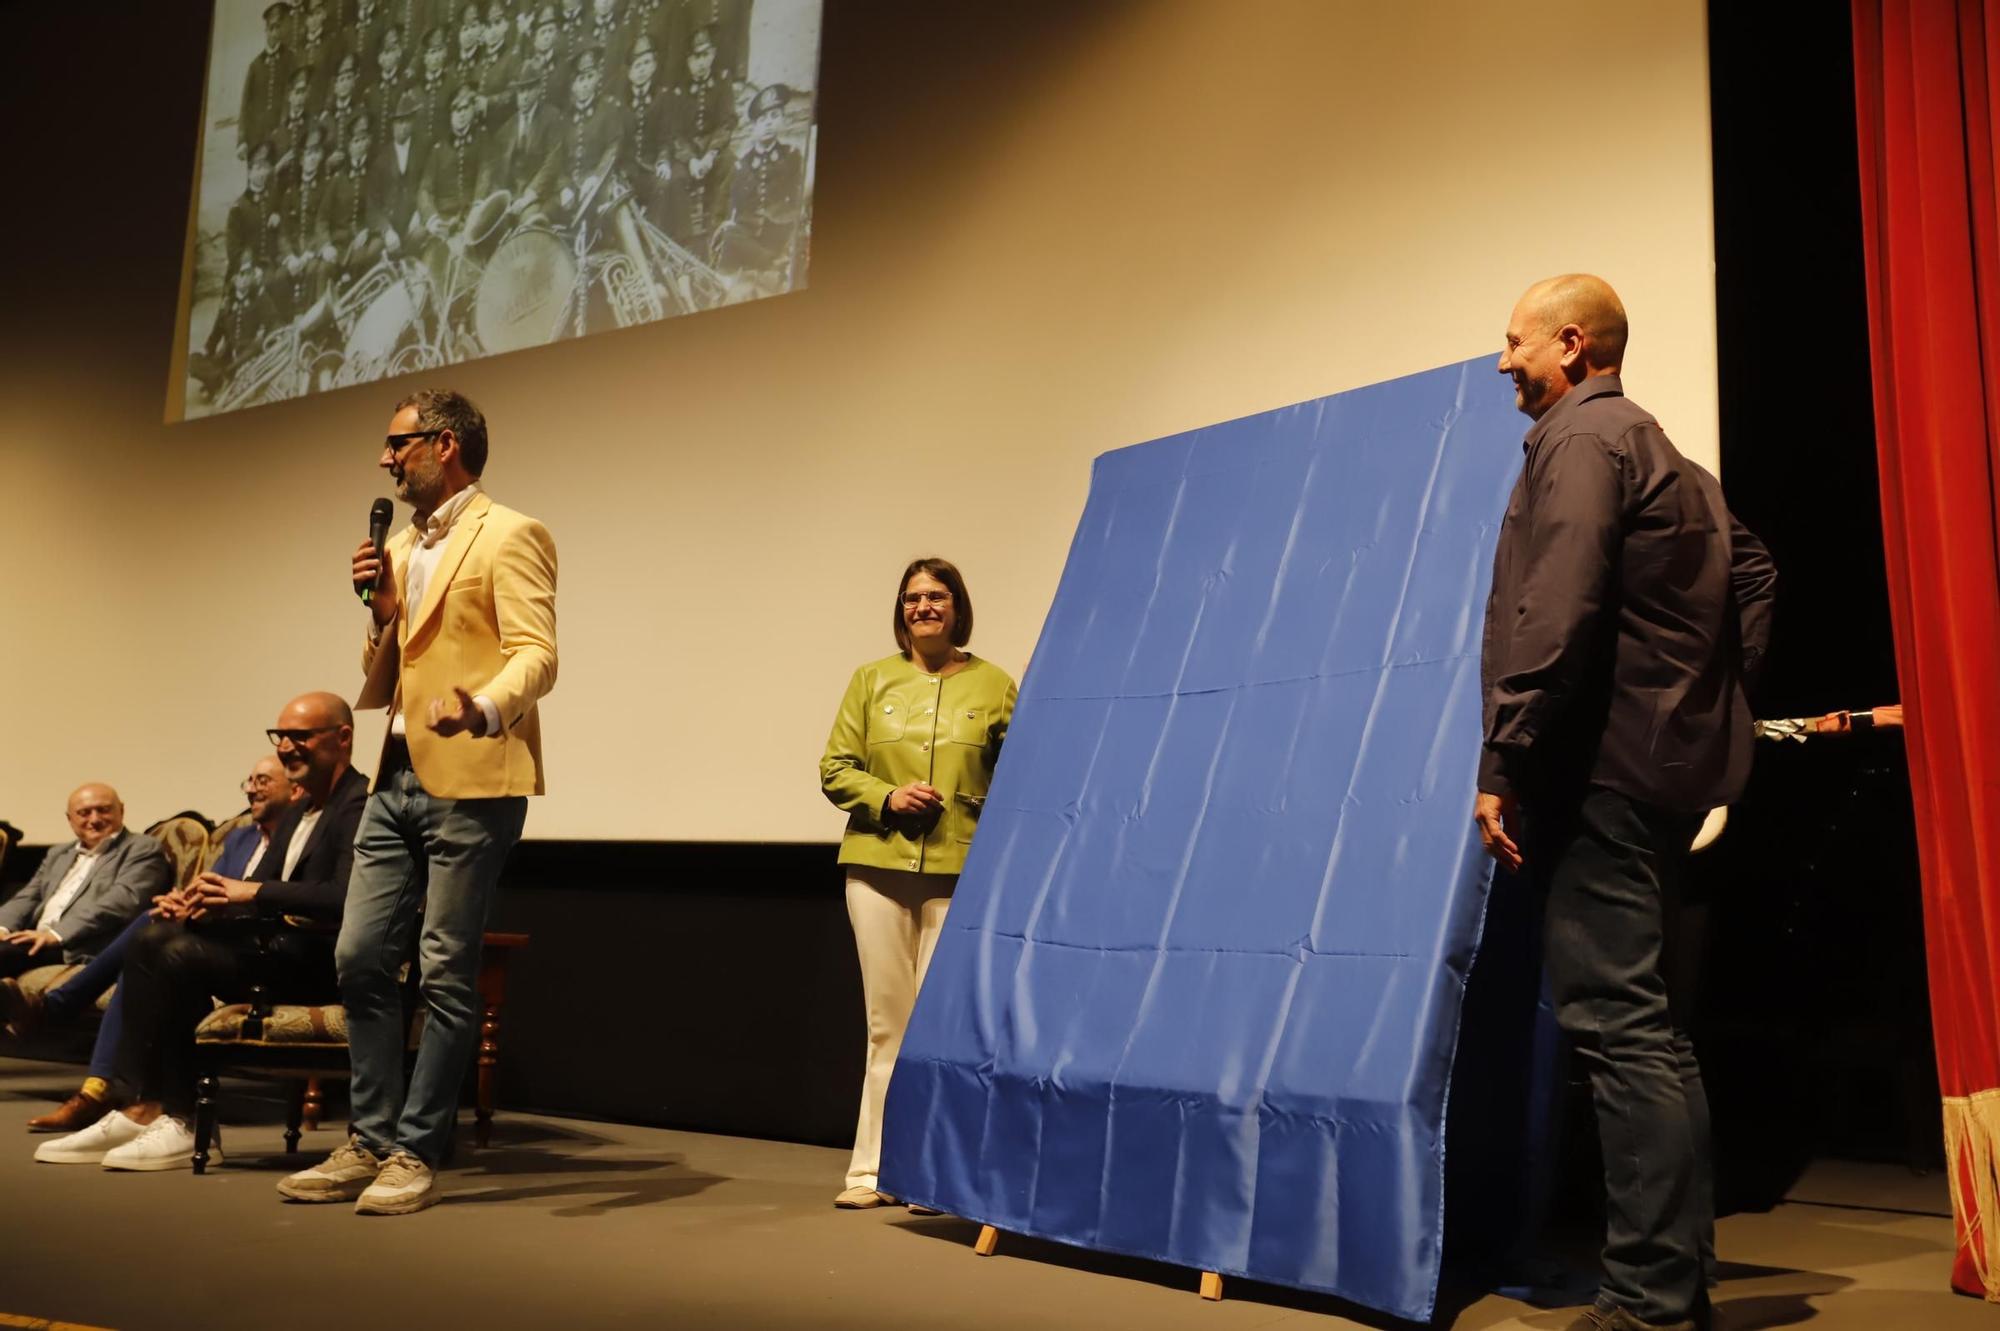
[277,1134,384,1203]
[102,1115,211,1172]
[354,1151,438,1215]
[35,1110,147,1164]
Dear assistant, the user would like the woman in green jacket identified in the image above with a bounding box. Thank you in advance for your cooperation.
[819,557,1017,1209]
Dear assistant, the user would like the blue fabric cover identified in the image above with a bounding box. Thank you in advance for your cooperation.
[880,356,1526,1320]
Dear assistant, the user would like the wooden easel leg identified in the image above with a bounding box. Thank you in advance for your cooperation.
[1199,1271,1223,1302]
[974,1225,1000,1256]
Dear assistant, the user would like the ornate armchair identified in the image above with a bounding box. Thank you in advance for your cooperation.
[191,931,529,1173]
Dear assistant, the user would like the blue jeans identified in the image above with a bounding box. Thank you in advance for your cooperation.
[47,912,152,1083]
[335,760,526,1167]
[1528,784,1710,1326]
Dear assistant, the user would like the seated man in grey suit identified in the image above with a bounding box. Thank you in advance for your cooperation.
[0,785,171,978]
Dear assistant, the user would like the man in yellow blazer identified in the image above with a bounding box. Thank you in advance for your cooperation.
[279,388,556,1216]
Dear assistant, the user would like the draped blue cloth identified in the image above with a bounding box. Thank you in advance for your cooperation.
[879,357,1528,1320]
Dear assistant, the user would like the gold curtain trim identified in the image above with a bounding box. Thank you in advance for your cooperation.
[1943,1090,2000,1301]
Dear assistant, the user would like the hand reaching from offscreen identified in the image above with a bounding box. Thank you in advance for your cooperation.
[1474,791,1522,872]
[887,782,943,817]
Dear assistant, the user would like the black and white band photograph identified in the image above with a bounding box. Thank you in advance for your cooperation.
[182,0,820,419]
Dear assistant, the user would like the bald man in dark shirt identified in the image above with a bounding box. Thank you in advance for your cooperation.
[1475,275,1776,1331]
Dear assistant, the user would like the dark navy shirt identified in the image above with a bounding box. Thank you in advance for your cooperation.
[1479,376,1777,812]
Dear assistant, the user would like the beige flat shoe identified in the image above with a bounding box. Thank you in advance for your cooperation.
[834,1185,898,1208]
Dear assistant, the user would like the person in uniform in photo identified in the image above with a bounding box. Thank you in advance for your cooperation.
[367,93,428,260]
[664,25,732,256]
[491,65,560,227]
[554,0,588,64]
[298,0,337,113]
[554,44,620,234]
[614,31,672,234]
[278,389,557,1216]
[454,1,485,72]
[476,0,520,99]
[514,6,564,112]
[275,118,336,324]
[626,0,665,58]
[272,64,317,174]
[417,83,502,342]
[327,111,384,293]
[239,2,296,161]
[323,50,367,151]
[345,0,392,86]
[713,83,807,297]
[665,0,748,93]
[225,141,286,295]
[410,26,454,175]
[388,0,437,48]
[586,0,633,75]
[819,559,1017,1210]
[190,253,283,401]
[367,24,415,132]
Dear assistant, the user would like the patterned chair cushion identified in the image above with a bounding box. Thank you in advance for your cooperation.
[196,1002,349,1047]
[195,1003,424,1050]
[15,963,113,1011]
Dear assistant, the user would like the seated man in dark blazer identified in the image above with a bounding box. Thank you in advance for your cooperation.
[0,786,171,977]
[35,692,369,1172]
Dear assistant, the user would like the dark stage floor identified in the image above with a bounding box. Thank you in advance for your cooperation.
[0,1057,1980,1330]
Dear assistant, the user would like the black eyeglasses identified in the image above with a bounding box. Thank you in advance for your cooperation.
[268,726,338,747]
[383,429,445,454]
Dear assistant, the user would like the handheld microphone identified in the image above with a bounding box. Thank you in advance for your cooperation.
[360,497,394,605]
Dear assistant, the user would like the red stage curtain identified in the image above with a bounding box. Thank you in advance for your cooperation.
[1854,0,2000,1301]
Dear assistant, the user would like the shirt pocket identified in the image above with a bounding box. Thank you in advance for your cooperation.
[444,575,495,636]
[947,704,990,746]
[953,792,986,844]
[867,697,909,745]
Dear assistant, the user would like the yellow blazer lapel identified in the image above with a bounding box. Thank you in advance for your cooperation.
[406,492,491,642]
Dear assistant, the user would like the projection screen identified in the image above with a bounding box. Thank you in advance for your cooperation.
[0,3,1721,845]
[177,0,822,421]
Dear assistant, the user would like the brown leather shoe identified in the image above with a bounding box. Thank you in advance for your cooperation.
[27,1092,110,1135]
[0,978,43,1042]
[1565,1304,1695,1331]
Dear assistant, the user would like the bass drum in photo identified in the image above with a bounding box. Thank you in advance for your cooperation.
[476,228,578,353]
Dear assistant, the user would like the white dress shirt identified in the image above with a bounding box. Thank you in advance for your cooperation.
[36,840,108,938]
[280,808,324,880]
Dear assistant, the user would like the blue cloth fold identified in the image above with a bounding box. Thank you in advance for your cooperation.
[881,358,1529,1321]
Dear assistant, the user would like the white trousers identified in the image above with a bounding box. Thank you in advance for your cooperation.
[844,865,956,1190]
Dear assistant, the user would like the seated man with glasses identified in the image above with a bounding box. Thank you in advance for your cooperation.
[0,786,170,983]
[34,692,370,1171]
[1,756,299,1134]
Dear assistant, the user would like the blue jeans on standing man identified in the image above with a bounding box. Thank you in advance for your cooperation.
[334,754,526,1167]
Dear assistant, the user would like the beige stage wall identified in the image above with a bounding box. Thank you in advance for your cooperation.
[0,1,1717,843]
